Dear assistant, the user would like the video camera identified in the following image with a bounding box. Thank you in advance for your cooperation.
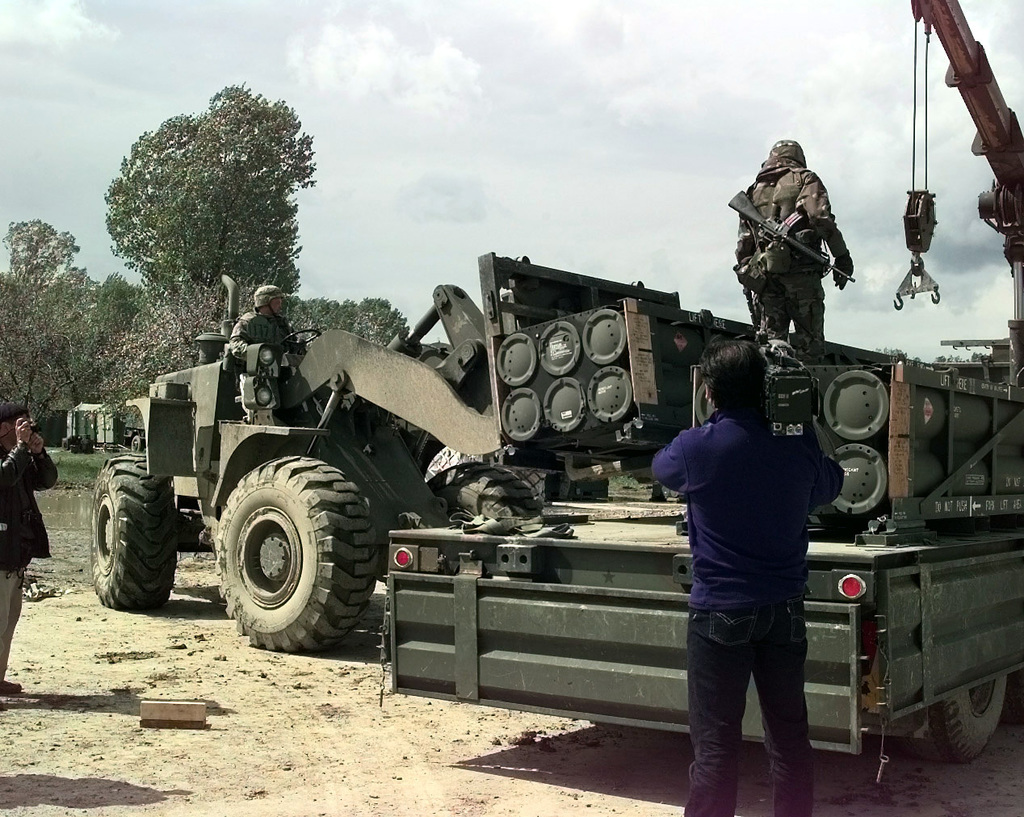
[761,342,818,436]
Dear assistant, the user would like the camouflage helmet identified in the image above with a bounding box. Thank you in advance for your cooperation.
[768,139,806,167]
[254,285,287,308]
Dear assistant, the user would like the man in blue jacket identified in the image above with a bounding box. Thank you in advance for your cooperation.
[652,338,844,817]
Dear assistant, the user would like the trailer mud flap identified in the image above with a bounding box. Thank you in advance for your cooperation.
[388,574,864,753]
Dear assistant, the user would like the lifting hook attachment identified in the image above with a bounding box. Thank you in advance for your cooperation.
[894,253,940,310]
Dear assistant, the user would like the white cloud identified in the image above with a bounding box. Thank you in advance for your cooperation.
[397,172,488,224]
[0,0,116,47]
[287,22,482,118]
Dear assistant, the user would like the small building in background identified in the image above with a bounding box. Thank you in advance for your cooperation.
[68,403,124,447]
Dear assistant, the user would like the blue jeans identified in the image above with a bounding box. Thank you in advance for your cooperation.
[685,598,813,817]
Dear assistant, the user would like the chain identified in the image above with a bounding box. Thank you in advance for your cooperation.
[875,614,892,784]
[378,588,392,708]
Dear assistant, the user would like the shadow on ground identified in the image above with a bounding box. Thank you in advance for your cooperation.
[127,582,386,664]
[458,725,690,808]
[455,725,1009,815]
[149,591,229,622]
[3,688,233,717]
[0,774,190,810]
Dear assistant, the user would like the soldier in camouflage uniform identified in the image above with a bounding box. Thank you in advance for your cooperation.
[735,140,854,363]
[229,284,294,363]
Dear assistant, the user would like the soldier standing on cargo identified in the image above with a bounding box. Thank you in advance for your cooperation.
[229,284,294,363]
[735,140,854,363]
[0,403,58,706]
[652,339,844,817]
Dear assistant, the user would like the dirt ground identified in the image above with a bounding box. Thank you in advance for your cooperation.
[2,497,1023,817]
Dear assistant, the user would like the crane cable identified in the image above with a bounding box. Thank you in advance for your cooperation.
[911,20,930,192]
[896,18,940,310]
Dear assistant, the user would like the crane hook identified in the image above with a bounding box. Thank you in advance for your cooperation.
[894,253,940,311]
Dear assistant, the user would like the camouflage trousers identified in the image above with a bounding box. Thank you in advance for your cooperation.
[760,272,825,363]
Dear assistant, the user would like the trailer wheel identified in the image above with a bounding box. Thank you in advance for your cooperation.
[428,462,543,520]
[899,675,1007,762]
[217,456,377,652]
[1001,669,1024,724]
[91,455,178,609]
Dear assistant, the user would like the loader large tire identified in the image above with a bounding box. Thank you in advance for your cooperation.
[1001,669,1024,724]
[428,463,543,521]
[897,675,1006,763]
[216,456,377,652]
[91,455,178,610]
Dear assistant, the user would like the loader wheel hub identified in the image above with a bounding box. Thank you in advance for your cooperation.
[238,513,302,609]
[259,536,290,580]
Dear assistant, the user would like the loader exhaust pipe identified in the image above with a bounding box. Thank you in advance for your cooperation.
[221,275,240,340]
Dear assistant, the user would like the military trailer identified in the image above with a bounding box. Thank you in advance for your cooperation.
[388,0,1024,764]
[386,255,1024,763]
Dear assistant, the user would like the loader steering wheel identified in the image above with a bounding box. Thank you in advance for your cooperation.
[283,328,321,353]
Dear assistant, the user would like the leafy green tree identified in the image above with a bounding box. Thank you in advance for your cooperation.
[290,296,407,345]
[4,220,83,284]
[100,280,225,409]
[0,222,93,413]
[105,85,316,292]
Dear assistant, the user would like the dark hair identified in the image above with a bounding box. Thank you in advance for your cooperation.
[0,402,29,425]
[699,339,765,410]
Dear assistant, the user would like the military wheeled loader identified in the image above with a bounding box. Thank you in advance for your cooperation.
[90,276,540,652]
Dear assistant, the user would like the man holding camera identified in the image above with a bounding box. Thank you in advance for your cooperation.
[652,339,843,817]
[0,402,58,702]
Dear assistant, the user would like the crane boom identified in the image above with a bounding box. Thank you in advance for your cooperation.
[912,0,1024,381]
[912,0,1024,187]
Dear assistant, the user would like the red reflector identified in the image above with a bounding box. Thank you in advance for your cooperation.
[838,573,866,599]
[393,548,413,568]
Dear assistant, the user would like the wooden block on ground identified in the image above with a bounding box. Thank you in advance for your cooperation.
[140,700,208,729]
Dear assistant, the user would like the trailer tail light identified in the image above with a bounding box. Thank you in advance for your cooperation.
[838,573,867,600]
[861,620,878,665]
[393,547,414,569]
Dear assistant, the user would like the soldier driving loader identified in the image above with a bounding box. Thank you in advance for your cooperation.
[229,284,294,362]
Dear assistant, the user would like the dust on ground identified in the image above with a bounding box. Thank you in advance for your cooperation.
[2,505,1022,817]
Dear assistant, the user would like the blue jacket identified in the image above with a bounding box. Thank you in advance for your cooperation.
[652,408,844,610]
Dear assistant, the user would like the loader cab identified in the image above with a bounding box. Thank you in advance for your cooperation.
[236,330,319,424]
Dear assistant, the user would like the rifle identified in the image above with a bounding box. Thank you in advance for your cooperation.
[729,191,855,283]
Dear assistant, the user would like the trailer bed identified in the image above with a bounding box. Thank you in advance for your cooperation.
[387,514,1024,754]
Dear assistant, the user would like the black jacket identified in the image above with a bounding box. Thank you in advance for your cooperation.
[0,442,58,570]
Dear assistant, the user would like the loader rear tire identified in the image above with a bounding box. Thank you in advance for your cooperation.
[897,675,1006,763]
[217,456,377,652]
[1001,669,1024,724]
[91,455,178,609]
[428,463,543,521]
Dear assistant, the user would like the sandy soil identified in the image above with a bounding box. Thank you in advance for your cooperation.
[1,503,1023,817]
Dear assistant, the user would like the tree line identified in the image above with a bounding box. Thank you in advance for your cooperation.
[0,86,406,420]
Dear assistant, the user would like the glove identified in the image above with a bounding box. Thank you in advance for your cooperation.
[833,254,854,290]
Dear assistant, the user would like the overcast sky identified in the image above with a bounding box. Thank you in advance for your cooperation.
[2,0,1023,359]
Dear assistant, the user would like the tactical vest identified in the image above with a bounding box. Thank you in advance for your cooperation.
[747,168,823,275]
